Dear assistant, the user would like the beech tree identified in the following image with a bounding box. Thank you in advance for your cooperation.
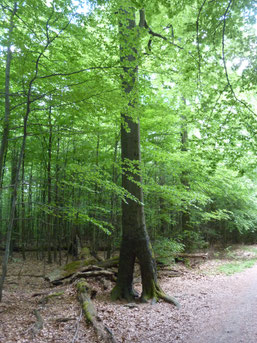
[0,0,256,303]
[111,3,178,305]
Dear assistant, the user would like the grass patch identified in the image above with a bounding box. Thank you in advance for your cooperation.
[217,258,257,275]
[242,246,257,254]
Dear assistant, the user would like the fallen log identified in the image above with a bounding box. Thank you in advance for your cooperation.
[175,253,208,259]
[98,257,119,269]
[49,267,116,286]
[70,270,116,284]
[76,280,117,343]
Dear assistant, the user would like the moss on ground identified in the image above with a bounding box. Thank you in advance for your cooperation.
[63,260,82,276]
[63,258,96,276]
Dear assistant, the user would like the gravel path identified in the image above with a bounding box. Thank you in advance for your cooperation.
[188,263,257,343]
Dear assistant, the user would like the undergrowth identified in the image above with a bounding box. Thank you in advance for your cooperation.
[215,245,257,275]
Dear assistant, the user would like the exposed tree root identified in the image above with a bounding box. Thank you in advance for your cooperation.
[156,290,180,308]
[138,279,180,307]
[111,281,139,302]
[77,280,117,343]
[112,280,179,307]
[149,282,180,307]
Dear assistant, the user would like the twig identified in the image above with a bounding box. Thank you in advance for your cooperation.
[71,309,83,343]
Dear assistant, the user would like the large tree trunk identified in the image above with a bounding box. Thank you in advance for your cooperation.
[111,4,178,306]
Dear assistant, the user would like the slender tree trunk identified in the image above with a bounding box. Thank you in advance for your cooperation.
[180,109,190,232]
[53,130,60,263]
[107,134,119,258]
[92,131,100,253]
[21,158,26,260]
[28,164,33,247]
[41,168,47,261]
[0,3,17,186]
[10,149,19,256]
[47,108,53,264]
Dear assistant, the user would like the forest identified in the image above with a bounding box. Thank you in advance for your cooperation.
[0,0,257,342]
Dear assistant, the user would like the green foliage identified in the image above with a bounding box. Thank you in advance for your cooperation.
[177,230,208,252]
[0,0,256,255]
[153,237,184,265]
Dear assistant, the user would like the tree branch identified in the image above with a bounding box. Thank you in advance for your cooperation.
[145,20,183,50]
[222,0,256,117]
[37,65,121,80]
[196,0,207,87]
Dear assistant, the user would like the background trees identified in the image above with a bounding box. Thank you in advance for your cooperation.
[0,0,256,298]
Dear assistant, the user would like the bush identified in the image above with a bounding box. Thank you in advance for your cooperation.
[153,237,184,265]
[177,230,208,252]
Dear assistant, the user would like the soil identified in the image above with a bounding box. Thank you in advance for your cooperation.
[1,246,257,343]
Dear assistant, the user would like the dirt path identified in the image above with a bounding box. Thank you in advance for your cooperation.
[1,250,257,343]
[188,263,257,343]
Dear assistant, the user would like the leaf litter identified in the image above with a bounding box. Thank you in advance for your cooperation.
[1,246,257,343]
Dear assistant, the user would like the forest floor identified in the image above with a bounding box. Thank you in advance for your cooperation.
[1,245,257,343]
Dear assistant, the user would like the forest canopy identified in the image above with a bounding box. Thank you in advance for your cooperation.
[0,0,257,298]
